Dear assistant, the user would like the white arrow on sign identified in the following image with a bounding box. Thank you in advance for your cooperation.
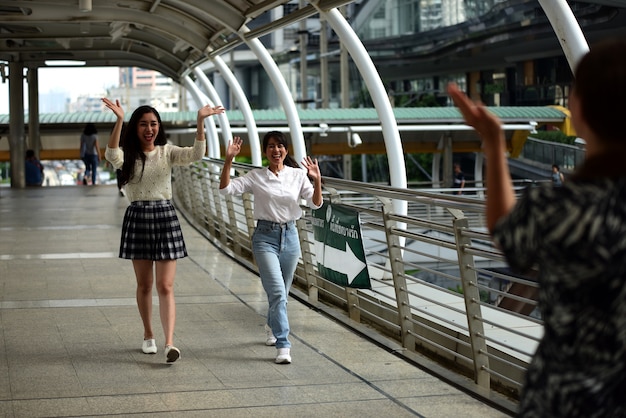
[314,238,366,285]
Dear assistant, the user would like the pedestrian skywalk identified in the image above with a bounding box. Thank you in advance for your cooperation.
[0,186,511,417]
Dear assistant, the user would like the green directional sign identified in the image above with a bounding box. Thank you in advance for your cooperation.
[311,202,371,289]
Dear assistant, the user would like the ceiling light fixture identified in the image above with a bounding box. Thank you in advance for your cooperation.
[45,60,86,67]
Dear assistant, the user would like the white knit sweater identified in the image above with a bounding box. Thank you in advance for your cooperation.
[105,140,205,202]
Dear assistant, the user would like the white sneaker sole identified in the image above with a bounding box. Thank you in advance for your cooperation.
[265,324,277,346]
[275,348,291,364]
[165,346,180,363]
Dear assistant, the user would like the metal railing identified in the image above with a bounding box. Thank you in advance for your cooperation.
[521,137,585,171]
[173,159,541,413]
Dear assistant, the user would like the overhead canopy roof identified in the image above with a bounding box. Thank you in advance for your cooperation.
[0,0,349,82]
[0,0,623,83]
[0,106,567,126]
[0,106,568,159]
[0,2,582,164]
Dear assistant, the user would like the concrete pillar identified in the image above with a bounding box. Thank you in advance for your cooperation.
[27,67,40,157]
[442,135,453,189]
[320,18,329,109]
[432,153,441,187]
[339,6,349,108]
[343,153,352,180]
[9,61,25,188]
[213,72,229,109]
[299,0,308,110]
[339,6,350,178]
[523,61,535,86]
[468,71,480,101]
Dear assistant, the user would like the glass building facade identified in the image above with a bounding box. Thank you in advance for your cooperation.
[210,1,626,110]
[354,0,509,39]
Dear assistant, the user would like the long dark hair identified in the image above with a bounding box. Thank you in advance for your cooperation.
[118,105,167,186]
[574,39,626,144]
[262,131,299,168]
[83,123,97,135]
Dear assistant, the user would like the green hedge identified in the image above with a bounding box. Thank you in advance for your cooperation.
[531,130,578,145]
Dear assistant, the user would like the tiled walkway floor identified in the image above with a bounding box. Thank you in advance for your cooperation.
[0,186,513,417]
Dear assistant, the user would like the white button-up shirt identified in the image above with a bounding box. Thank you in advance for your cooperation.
[220,166,321,224]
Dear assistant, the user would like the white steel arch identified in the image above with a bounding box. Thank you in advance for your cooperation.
[193,67,233,152]
[185,0,589,192]
[183,76,220,159]
[211,55,262,167]
[538,0,589,71]
[315,5,408,216]
[238,25,307,164]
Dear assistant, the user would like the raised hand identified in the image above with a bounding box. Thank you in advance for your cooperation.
[226,136,243,160]
[447,83,502,147]
[301,156,321,182]
[198,104,225,121]
[102,98,124,120]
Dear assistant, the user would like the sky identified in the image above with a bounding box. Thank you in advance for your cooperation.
[0,66,119,114]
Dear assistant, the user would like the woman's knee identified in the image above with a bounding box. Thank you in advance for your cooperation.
[265,284,287,304]
[136,280,153,295]
[154,260,177,295]
[155,280,174,296]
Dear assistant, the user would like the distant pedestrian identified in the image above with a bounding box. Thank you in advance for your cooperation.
[80,123,101,185]
[102,97,224,363]
[25,149,44,187]
[453,163,465,194]
[551,164,564,186]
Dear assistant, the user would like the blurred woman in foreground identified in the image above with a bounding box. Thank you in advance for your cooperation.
[448,39,626,417]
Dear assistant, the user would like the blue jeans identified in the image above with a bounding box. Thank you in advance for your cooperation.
[83,154,99,184]
[252,220,301,349]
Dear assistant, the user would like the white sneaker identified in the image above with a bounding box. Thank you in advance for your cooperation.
[265,324,277,346]
[275,348,291,364]
[165,345,180,363]
[142,339,157,354]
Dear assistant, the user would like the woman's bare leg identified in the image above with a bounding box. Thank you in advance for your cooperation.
[155,260,177,347]
[132,259,155,340]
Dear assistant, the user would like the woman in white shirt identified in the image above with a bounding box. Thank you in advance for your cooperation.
[220,131,322,364]
[103,98,224,363]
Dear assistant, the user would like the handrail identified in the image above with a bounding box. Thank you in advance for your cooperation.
[521,136,586,171]
[173,158,538,414]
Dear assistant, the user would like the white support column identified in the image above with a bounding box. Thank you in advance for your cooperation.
[318,7,407,217]
[442,134,453,188]
[183,76,220,159]
[320,18,329,109]
[298,0,308,110]
[239,26,307,163]
[431,137,446,218]
[339,6,349,108]
[193,67,233,153]
[432,153,441,187]
[213,73,228,107]
[538,0,589,71]
[212,55,262,166]
[474,152,484,199]
[9,61,25,188]
[27,67,40,156]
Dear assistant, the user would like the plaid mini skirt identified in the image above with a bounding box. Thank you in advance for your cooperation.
[119,200,187,260]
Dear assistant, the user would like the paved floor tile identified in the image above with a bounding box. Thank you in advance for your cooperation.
[0,186,514,417]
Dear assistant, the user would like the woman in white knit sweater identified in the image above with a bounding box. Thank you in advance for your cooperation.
[103,98,224,363]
